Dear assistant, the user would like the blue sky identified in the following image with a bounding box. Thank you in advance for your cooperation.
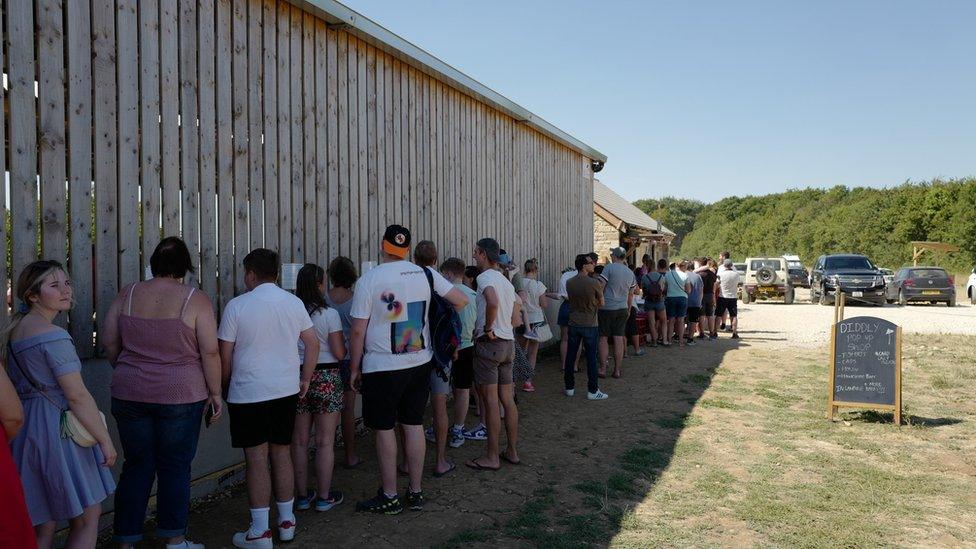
[340,0,975,203]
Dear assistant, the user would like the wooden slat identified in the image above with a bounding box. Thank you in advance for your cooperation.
[407,68,417,236]
[366,45,378,261]
[248,0,265,250]
[199,0,218,301]
[289,6,303,261]
[336,31,349,258]
[326,27,339,259]
[92,0,118,350]
[37,0,67,266]
[216,0,235,300]
[180,0,200,287]
[117,0,139,285]
[138,0,161,277]
[356,37,368,261]
[160,0,180,235]
[276,0,292,260]
[382,53,394,228]
[302,12,316,264]
[7,0,38,283]
[314,20,329,264]
[66,0,94,354]
[231,0,249,272]
[0,0,6,320]
[347,35,360,264]
[262,0,278,253]
[392,58,403,225]
[420,75,430,242]
[430,80,440,251]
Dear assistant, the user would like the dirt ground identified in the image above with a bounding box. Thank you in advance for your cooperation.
[108,298,976,548]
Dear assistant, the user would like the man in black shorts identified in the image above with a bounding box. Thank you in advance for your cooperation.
[219,249,320,547]
[715,258,741,339]
[348,226,468,515]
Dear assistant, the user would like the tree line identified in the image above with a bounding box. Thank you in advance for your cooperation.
[633,178,976,273]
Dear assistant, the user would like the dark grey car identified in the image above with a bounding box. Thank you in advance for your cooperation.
[886,267,956,307]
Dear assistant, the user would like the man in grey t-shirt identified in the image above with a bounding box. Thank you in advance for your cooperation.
[598,247,636,377]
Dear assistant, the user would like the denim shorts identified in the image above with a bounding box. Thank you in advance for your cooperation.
[665,296,688,319]
[557,300,571,327]
[643,299,665,312]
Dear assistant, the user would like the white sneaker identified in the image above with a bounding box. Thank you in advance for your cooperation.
[278,520,296,542]
[565,389,575,397]
[232,529,272,548]
[587,390,609,400]
[167,542,204,549]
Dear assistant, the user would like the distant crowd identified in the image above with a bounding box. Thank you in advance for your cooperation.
[0,226,742,549]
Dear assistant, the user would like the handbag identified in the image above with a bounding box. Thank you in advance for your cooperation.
[7,343,105,448]
[525,321,553,343]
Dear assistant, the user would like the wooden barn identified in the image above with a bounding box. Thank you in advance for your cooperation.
[593,180,673,265]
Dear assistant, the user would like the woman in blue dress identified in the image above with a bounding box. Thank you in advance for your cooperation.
[1,260,116,548]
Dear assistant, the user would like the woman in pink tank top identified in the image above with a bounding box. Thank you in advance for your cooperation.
[100,237,223,549]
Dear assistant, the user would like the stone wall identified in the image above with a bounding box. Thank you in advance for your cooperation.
[593,213,621,264]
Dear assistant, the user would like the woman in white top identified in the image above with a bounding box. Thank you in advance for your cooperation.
[518,259,549,392]
[291,264,347,512]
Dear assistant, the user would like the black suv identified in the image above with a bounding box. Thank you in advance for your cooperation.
[810,254,886,306]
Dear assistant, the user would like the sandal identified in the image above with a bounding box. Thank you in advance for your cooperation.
[465,459,500,472]
[612,370,621,379]
[432,462,457,478]
[499,453,521,465]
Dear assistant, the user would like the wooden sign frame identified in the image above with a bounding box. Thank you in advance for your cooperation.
[827,309,902,425]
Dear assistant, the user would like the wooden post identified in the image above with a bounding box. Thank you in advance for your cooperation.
[838,292,846,322]
[827,323,837,420]
[894,326,903,426]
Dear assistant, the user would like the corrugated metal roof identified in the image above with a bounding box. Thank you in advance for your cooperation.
[291,0,607,163]
[594,180,675,236]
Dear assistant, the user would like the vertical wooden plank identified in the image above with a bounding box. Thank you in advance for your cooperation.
[326,27,339,259]
[420,76,430,242]
[302,12,316,263]
[382,53,394,229]
[336,31,349,257]
[347,35,361,264]
[116,0,139,284]
[66,0,94,352]
[216,0,235,301]
[407,68,417,236]
[37,0,67,265]
[180,0,200,287]
[262,0,279,253]
[356,37,368,257]
[199,0,218,301]
[139,0,161,277]
[289,6,303,261]
[431,81,440,251]
[232,0,249,269]
[276,0,292,259]
[391,59,403,225]
[160,0,180,235]
[7,0,38,279]
[366,45,378,261]
[0,0,6,320]
[92,0,118,347]
[314,21,328,264]
[248,0,265,249]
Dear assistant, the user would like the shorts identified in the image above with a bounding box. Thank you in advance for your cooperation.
[702,297,715,317]
[451,345,475,390]
[598,308,629,337]
[361,362,431,430]
[297,366,344,415]
[665,296,688,319]
[339,359,353,391]
[625,307,638,337]
[557,300,571,327]
[473,338,515,386]
[716,297,738,319]
[429,361,453,395]
[228,393,300,448]
[687,306,702,324]
[643,299,665,312]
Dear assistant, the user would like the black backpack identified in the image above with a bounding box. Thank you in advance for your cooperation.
[423,267,461,382]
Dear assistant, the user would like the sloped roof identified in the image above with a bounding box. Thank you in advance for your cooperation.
[593,180,675,236]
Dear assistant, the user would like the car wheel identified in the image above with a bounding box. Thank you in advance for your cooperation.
[819,287,830,306]
[970,288,976,305]
[742,291,751,304]
[784,287,794,304]
[898,290,906,306]
[948,297,956,307]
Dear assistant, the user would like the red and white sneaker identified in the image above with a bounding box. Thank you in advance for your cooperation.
[522,381,536,393]
[232,528,273,548]
[278,520,296,543]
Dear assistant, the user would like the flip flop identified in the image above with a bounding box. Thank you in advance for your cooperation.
[432,462,457,478]
[612,371,621,379]
[499,453,521,466]
[342,459,363,470]
[465,459,500,472]
[397,466,409,477]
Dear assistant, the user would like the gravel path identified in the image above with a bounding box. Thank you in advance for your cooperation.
[734,288,976,348]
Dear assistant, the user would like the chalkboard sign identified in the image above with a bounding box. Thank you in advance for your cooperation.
[828,316,902,424]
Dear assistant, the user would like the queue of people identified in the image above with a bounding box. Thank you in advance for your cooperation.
[0,232,741,548]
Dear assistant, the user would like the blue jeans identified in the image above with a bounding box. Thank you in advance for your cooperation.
[112,399,205,542]
[564,325,600,394]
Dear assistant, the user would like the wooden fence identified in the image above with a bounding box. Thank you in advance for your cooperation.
[1,0,595,358]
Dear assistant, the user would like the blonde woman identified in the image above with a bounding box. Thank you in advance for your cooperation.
[3,260,116,548]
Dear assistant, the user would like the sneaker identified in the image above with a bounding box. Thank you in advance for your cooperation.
[424,425,435,443]
[232,529,272,548]
[709,334,717,340]
[565,388,575,397]
[315,490,344,512]
[731,333,740,339]
[462,424,487,441]
[356,489,403,515]
[522,381,536,393]
[295,489,317,511]
[404,489,425,511]
[278,520,296,542]
[697,334,706,339]
[449,426,465,448]
[686,338,696,346]
[720,322,726,330]
[634,349,646,356]
[587,390,609,400]
[166,542,204,549]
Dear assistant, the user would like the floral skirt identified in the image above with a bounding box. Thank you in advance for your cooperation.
[297,369,344,415]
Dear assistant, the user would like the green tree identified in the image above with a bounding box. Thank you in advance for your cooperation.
[632,196,705,251]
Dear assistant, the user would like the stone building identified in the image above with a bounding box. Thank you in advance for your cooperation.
[593,179,675,265]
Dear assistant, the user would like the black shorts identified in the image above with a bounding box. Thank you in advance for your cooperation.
[702,297,715,317]
[362,362,431,430]
[625,307,638,337]
[228,393,299,448]
[598,308,629,337]
[451,346,475,390]
[687,306,702,323]
[715,297,738,319]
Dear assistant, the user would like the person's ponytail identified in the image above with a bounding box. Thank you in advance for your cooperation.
[0,260,66,361]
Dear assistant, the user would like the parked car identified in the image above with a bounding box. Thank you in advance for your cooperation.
[742,257,794,304]
[887,267,956,307]
[783,255,810,288]
[968,266,976,305]
[733,262,747,299]
[810,254,885,306]
[879,268,895,287]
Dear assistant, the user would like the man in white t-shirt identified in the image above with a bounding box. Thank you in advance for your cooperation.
[466,237,522,471]
[348,225,467,515]
[716,258,741,339]
[218,248,319,548]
